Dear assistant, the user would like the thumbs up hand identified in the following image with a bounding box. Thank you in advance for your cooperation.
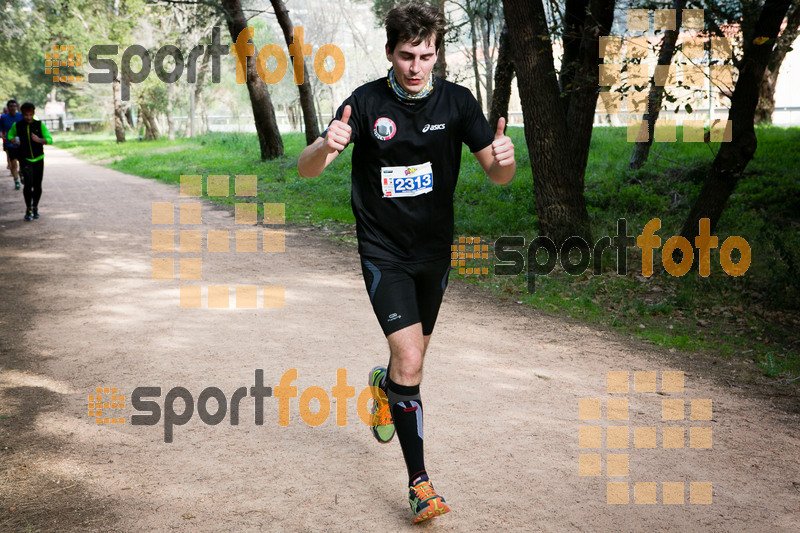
[325,104,353,153]
[491,117,515,167]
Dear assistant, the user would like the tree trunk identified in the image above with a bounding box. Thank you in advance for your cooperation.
[563,0,615,186]
[502,0,613,246]
[186,47,210,137]
[314,93,325,128]
[283,103,291,131]
[124,106,135,130]
[558,0,586,113]
[755,68,779,124]
[270,0,320,144]
[138,99,161,141]
[628,0,686,170]
[200,97,208,134]
[754,1,800,124]
[481,6,494,110]
[167,83,176,140]
[112,76,126,143]
[435,0,447,78]
[222,0,284,160]
[489,22,514,131]
[680,0,792,246]
[143,107,160,140]
[185,90,193,138]
[468,0,483,110]
[194,54,208,135]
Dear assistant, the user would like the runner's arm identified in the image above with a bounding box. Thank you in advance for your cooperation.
[473,117,515,185]
[39,122,54,144]
[474,145,515,185]
[297,137,341,178]
[297,104,353,178]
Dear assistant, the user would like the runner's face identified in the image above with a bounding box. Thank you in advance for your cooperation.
[385,38,437,94]
[8,103,17,115]
[22,110,34,123]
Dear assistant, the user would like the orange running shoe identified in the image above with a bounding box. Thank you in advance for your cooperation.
[369,366,395,443]
[408,479,450,523]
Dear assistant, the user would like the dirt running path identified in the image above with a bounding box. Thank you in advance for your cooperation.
[1,147,799,532]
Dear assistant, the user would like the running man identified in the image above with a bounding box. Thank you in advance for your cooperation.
[297,2,515,524]
[2,106,9,171]
[8,102,53,220]
[0,100,23,190]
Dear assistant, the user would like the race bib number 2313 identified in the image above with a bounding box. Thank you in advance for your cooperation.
[381,162,433,198]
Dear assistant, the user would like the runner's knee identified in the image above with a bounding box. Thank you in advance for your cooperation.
[390,348,424,383]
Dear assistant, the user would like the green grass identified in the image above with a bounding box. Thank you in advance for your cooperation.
[757,351,800,379]
[53,125,800,380]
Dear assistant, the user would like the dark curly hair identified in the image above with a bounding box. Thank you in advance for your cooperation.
[385,2,446,53]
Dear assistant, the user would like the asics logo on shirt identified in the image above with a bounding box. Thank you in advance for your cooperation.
[422,123,445,133]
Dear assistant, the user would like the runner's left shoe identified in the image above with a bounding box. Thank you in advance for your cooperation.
[368,366,395,443]
[408,479,450,523]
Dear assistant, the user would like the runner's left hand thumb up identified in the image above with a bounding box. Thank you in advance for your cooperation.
[491,117,514,167]
[495,117,506,139]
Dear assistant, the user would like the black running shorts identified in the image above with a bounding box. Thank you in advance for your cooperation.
[4,146,19,160]
[360,255,451,337]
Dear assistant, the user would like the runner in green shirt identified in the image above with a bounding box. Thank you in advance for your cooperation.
[9,102,53,220]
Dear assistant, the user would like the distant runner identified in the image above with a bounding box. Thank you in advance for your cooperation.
[8,102,53,220]
[1,100,24,190]
[297,2,515,524]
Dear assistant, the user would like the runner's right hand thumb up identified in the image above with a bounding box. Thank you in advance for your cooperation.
[326,104,352,152]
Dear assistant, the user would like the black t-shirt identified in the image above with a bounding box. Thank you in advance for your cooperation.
[323,76,494,263]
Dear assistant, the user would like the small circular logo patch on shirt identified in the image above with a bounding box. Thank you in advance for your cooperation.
[373,117,397,141]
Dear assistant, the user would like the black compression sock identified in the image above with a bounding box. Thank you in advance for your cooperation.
[381,363,390,390]
[386,377,426,485]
